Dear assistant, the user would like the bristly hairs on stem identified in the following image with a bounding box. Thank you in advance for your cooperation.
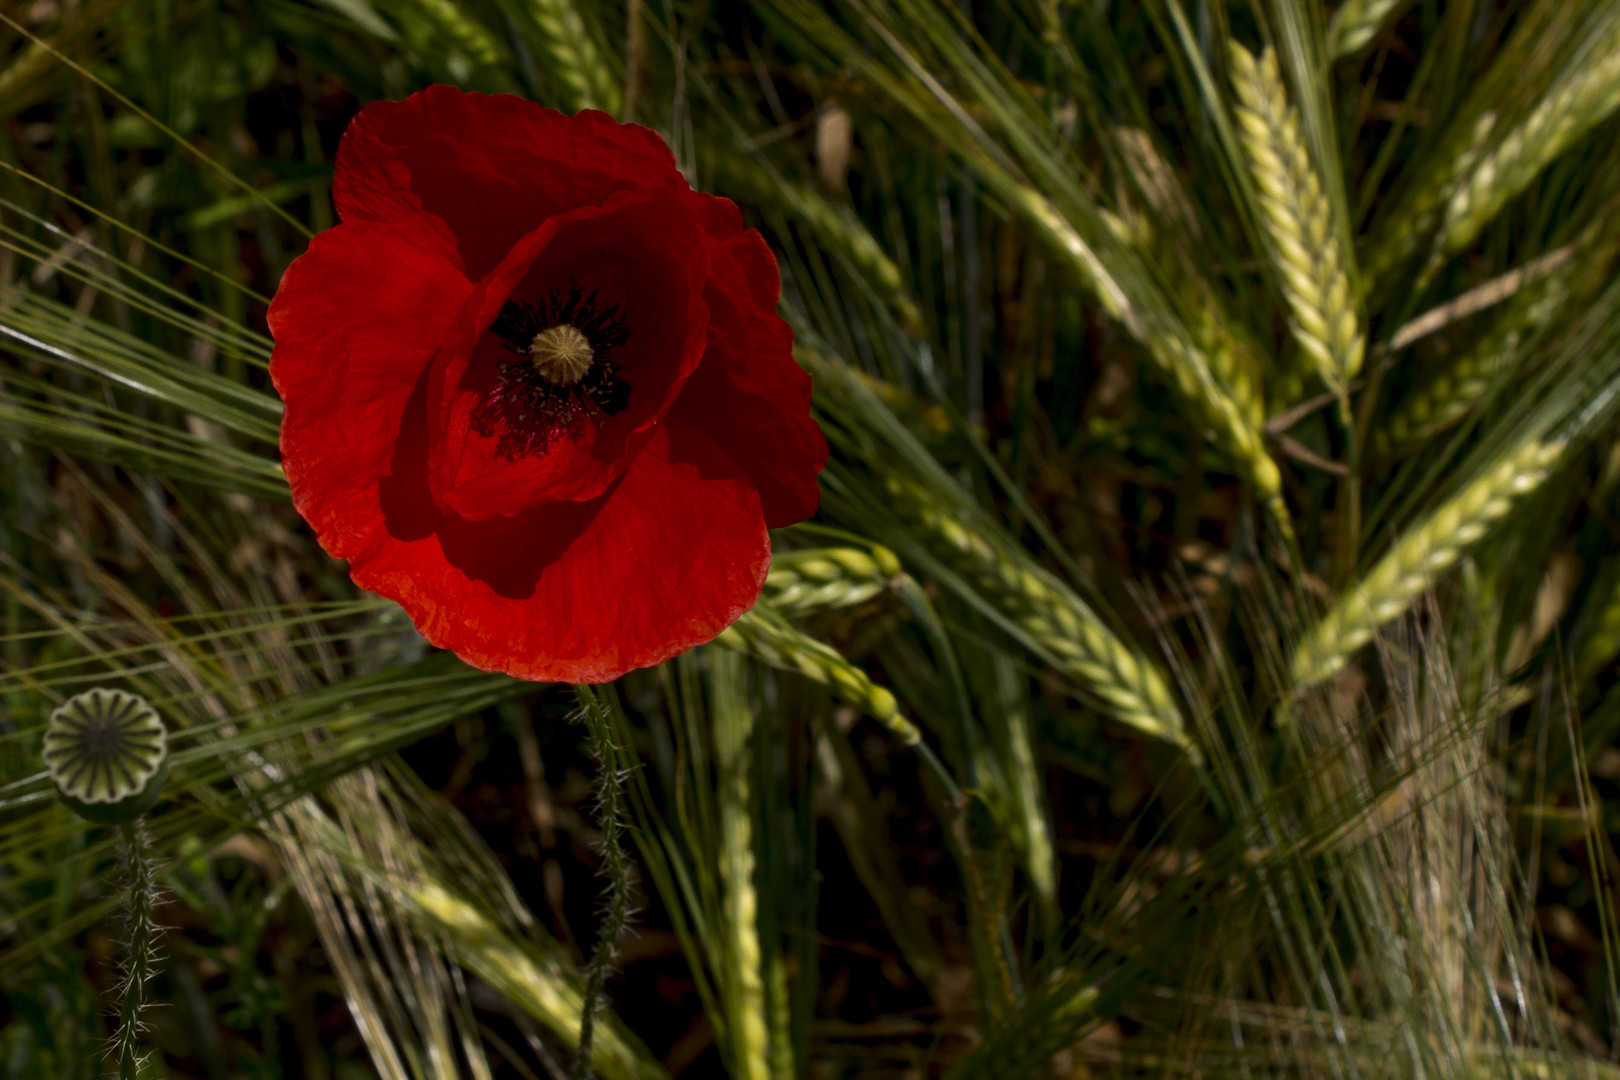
[111,820,164,1080]
[570,686,638,1080]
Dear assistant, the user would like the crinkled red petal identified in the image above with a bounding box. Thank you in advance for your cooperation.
[424,191,710,519]
[269,218,472,558]
[333,85,686,279]
[671,195,828,526]
[360,418,767,683]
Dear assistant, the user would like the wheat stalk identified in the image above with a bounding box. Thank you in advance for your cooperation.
[1440,17,1620,260]
[708,651,773,1080]
[1230,42,1365,397]
[1290,437,1565,693]
[1327,0,1411,59]
[884,475,1193,751]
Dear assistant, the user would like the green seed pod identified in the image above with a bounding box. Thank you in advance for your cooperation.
[42,688,170,824]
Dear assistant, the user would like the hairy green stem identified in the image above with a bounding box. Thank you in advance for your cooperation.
[572,687,636,1080]
[113,821,159,1080]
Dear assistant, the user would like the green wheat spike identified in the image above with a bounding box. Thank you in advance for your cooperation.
[1114,126,1269,426]
[1439,16,1620,261]
[1376,330,1534,458]
[1362,110,1498,291]
[403,880,666,1080]
[1377,288,1563,459]
[403,0,505,71]
[1577,571,1620,679]
[1326,0,1411,59]
[1379,219,1620,459]
[1190,296,1271,429]
[1578,591,1620,684]
[524,0,622,115]
[883,475,1193,751]
[1008,187,1289,536]
[1230,42,1365,396]
[1290,437,1565,693]
[1155,331,1291,537]
[708,145,925,335]
[716,605,923,746]
[764,545,902,615]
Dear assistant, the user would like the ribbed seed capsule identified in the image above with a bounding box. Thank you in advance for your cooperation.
[42,688,169,822]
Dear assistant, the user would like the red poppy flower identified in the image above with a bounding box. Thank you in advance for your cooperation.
[269,86,827,683]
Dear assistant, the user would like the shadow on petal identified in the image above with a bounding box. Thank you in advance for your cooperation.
[379,367,614,599]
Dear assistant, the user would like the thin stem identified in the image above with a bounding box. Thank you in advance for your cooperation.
[114,821,157,1080]
[1335,393,1362,586]
[571,686,636,1080]
[913,738,964,808]
[709,650,772,1080]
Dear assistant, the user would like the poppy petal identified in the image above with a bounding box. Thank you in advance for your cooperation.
[423,192,711,519]
[270,219,473,555]
[333,86,686,279]
[672,219,828,526]
[360,418,767,683]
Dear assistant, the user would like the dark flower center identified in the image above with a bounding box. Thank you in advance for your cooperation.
[475,285,632,458]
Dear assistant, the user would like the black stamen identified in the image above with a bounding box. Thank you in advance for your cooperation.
[474,283,633,459]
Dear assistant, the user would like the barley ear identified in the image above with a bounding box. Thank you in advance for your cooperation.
[1440,22,1620,260]
[706,651,773,1080]
[527,0,622,115]
[1361,110,1497,293]
[1010,187,1290,537]
[717,604,922,746]
[1327,0,1411,59]
[765,545,902,615]
[1376,303,1555,460]
[1230,41,1365,397]
[708,145,924,335]
[1378,219,1620,459]
[1290,437,1565,693]
[1114,126,1269,427]
[884,476,1194,753]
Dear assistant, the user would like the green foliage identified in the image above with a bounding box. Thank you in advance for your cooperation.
[7,0,1620,1076]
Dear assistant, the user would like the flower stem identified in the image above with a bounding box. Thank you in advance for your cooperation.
[113,821,158,1080]
[571,686,635,1080]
